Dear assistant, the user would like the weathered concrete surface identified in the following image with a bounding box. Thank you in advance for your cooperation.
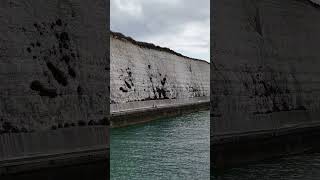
[212,122,320,174]
[110,32,209,126]
[111,97,209,127]
[0,0,109,174]
[211,0,320,170]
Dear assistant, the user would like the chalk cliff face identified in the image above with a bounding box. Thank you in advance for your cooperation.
[0,0,109,164]
[0,0,109,134]
[110,32,210,105]
[212,0,320,134]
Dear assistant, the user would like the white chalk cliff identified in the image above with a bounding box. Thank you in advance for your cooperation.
[110,32,210,105]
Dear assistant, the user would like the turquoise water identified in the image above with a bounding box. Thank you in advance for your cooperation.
[110,111,210,180]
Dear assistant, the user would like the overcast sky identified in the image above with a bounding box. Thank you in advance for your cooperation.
[110,0,210,62]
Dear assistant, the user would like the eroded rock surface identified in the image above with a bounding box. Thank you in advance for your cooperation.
[0,0,109,133]
[212,0,320,134]
[110,32,210,106]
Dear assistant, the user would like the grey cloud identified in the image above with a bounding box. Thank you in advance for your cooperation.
[111,0,210,61]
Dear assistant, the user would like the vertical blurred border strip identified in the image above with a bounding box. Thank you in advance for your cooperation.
[210,0,214,178]
[0,0,110,177]
[106,0,111,178]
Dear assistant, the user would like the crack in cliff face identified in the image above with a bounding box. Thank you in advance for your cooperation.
[254,7,263,36]
[243,0,264,37]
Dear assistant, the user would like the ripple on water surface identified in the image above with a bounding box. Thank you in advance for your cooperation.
[110,111,210,180]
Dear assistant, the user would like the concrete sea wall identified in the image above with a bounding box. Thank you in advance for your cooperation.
[211,0,320,170]
[0,0,109,174]
[110,32,210,126]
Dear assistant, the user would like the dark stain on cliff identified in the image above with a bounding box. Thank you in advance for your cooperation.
[46,62,68,86]
[156,87,168,99]
[61,55,70,64]
[56,19,62,26]
[189,65,192,72]
[99,117,110,126]
[124,80,131,89]
[161,77,167,86]
[64,123,70,128]
[78,120,86,126]
[295,105,307,111]
[2,122,13,132]
[30,80,58,98]
[58,123,63,128]
[126,68,132,77]
[60,32,70,42]
[3,123,20,133]
[63,43,69,49]
[240,65,308,115]
[88,120,96,126]
[77,86,83,96]
[120,87,128,93]
[68,66,76,78]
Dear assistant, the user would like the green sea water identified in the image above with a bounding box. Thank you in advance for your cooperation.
[110,111,210,180]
